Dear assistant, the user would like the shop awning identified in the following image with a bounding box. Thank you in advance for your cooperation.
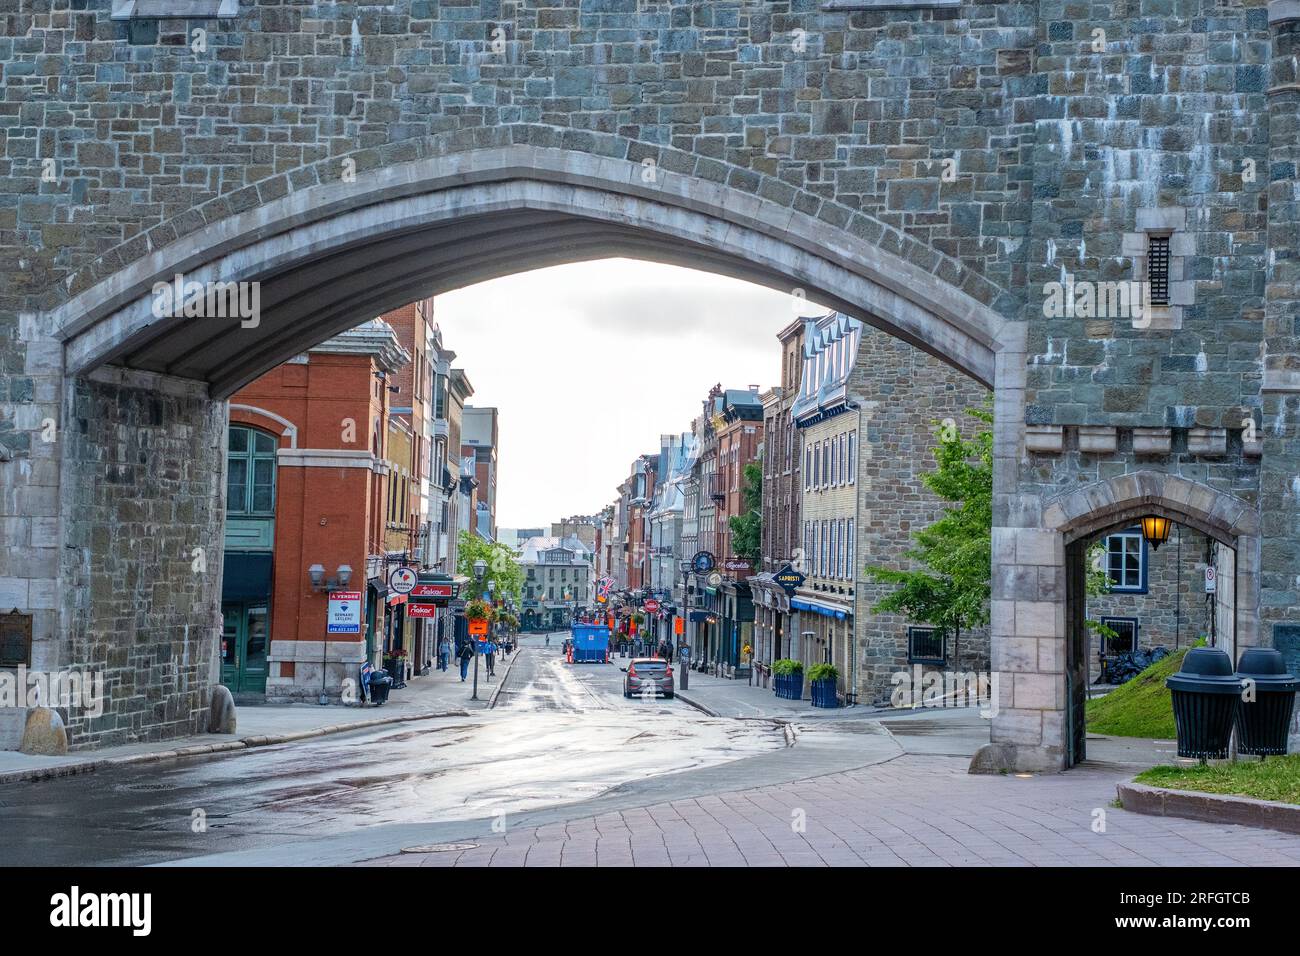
[790,596,851,620]
[222,552,272,602]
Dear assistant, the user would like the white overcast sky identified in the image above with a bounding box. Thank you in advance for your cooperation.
[434,259,825,530]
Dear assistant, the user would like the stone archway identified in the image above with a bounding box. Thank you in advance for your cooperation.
[977,471,1259,773]
[24,143,1028,750]
[52,144,1010,396]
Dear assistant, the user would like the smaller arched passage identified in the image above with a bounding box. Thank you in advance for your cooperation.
[982,472,1260,772]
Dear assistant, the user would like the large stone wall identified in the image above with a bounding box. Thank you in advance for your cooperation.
[59,370,226,749]
[0,0,1294,763]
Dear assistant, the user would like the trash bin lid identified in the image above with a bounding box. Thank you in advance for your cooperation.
[1236,648,1300,692]
[1166,647,1241,694]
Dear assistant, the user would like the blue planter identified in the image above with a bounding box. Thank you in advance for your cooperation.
[774,672,804,700]
[810,677,839,708]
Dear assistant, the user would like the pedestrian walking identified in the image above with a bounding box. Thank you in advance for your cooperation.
[457,638,473,681]
[484,639,496,677]
[437,634,451,672]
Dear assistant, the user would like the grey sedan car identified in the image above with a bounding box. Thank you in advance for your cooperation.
[621,658,674,700]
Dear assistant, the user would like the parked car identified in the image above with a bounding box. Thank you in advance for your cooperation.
[621,658,674,700]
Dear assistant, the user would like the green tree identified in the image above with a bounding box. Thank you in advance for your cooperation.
[865,407,993,646]
[728,460,763,567]
[457,530,524,604]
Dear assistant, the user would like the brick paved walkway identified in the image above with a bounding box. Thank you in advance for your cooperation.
[362,755,1300,867]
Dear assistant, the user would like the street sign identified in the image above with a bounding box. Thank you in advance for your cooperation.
[406,603,437,618]
[327,591,363,634]
[674,617,684,635]
[388,566,417,594]
[1205,566,1217,593]
[469,618,489,636]
[644,598,660,613]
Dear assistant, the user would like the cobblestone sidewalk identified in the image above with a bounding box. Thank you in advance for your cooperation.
[362,755,1300,867]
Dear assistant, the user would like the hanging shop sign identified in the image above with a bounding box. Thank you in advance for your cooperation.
[388,566,418,594]
[691,551,716,574]
[774,564,806,594]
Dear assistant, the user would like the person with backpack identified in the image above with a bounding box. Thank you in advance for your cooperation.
[457,637,474,681]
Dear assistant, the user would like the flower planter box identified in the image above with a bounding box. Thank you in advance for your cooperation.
[774,672,804,700]
[810,677,840,708]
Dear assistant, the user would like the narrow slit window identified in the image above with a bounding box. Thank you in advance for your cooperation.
[1147,235,1170,306]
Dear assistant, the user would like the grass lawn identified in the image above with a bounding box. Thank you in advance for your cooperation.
[1135,757,1300,805]
[1085,645,1191,739]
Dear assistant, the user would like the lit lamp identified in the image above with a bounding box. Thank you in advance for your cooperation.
[1140,515,1173,551]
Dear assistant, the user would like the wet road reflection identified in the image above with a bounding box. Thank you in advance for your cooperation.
[0,645,783,865]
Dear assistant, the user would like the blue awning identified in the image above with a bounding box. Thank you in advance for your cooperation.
[790,597,850,620]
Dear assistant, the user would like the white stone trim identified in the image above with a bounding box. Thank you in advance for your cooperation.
[112,0,239,19]
[230,403,298,448]
[276,448,377,469]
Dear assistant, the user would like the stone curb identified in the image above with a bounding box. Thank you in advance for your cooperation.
[487,650,521,709]
[673,688,721,717]
[0,708,470,787]
[1117,780,1300,835]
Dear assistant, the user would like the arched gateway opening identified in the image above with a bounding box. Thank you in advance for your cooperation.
[41,145,1040,756]
[1043,473,1258,769]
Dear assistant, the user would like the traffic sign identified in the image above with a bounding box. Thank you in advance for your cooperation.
[388,566,417,594]
[1205,566,1217,593]
[644,598,660,613]
[468,618,489,636]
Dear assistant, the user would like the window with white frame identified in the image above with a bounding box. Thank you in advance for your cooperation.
[830,438,838,487]
[847,517,855,580]
[1104,528,1147,592]
[848,430,856,484]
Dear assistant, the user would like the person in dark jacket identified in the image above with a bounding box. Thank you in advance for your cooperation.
[457,638,474,681]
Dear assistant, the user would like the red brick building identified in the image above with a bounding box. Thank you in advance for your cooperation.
[222,320,409,702]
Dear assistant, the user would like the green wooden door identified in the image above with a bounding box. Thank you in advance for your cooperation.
[220,602,269,694]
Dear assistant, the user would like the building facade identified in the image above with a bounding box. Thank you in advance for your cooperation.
[519,535,595,629]
[224,320,409,703]
[792,314,992,705]
[461,406,499,542]
[750,318,807,677]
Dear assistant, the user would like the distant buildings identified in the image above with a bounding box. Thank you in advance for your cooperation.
[518,535,595,629]
[462,406,499,542]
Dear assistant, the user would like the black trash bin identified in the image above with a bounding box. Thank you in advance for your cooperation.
[1234,648,1299,756]
[368,672,392,706]
[1166,647,1239,760]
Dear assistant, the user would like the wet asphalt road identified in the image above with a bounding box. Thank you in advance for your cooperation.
[0,637,783,866]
